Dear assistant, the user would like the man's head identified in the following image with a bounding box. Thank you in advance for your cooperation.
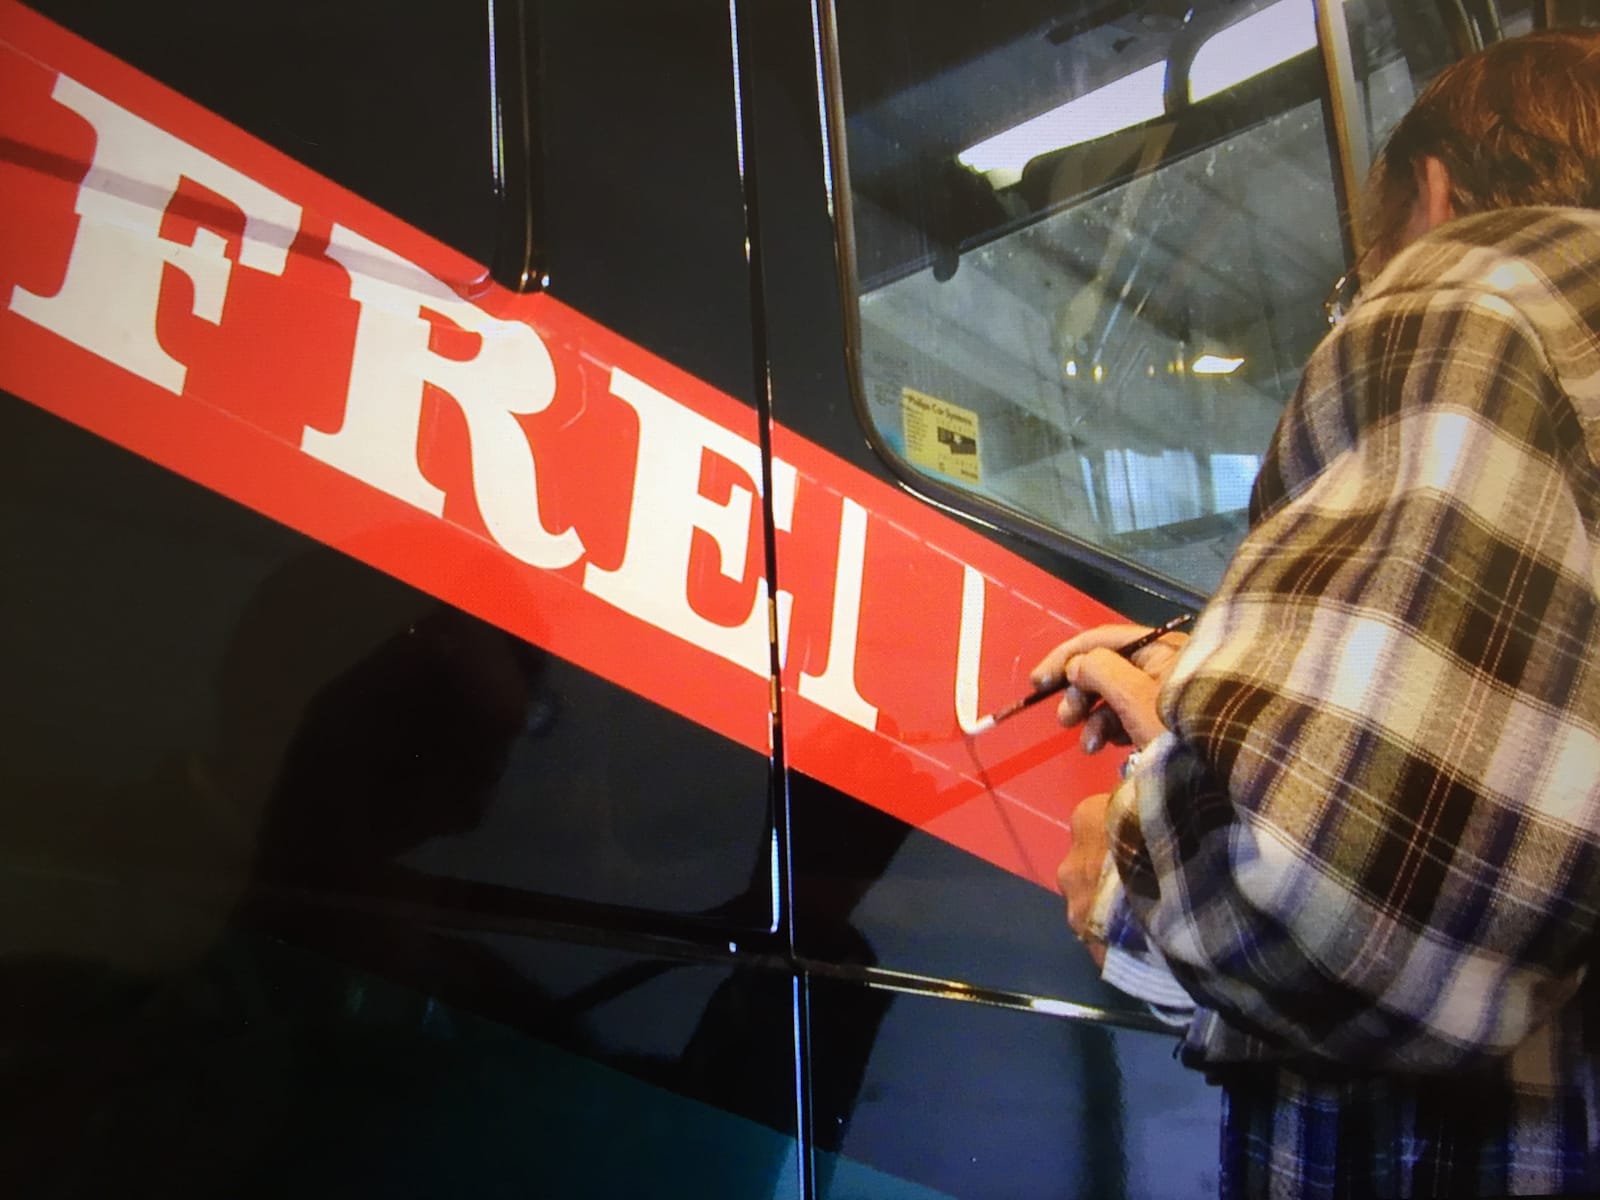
[1362,28,1600,267]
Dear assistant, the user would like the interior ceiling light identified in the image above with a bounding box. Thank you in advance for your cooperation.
[1189,0,1317,101]
[958,62,1167,187]
[958,0,1318,185]
[1192,354,1245,375]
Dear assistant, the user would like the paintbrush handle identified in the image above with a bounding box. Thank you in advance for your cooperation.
[1112,611,1197,657]
[980,612,1197,731]
[987,680,1066,724]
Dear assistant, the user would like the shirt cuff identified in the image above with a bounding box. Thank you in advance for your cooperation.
[1095,875,1197,1016]
[1101,945,1197,1023]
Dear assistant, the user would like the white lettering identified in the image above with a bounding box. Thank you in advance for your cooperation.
[304,225,582,570]
[954,565,987,733]
[584,367,767,674]
[795,496,878,731]
[9,75,301,393]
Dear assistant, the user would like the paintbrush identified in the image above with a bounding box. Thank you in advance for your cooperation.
[962,611,1197,735]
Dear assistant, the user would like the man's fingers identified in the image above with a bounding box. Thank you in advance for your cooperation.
[1068,649,1164,746]
[1057,855,1092,942]
[1053,684,1095,726]
[1030,624,1161,689]
[1058,793,1113,962]
[1079,705,1129,754]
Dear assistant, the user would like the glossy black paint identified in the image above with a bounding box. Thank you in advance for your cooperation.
[0,894,803,1197]
[788,772,1136,1012]
[538,0,757,400]
[805,978,1219,1200]
[1,0,1222,1195]
[30,0,503,268]
[0,381,777,928]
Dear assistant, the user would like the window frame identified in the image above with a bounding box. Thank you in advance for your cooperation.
[814,0,1385,606]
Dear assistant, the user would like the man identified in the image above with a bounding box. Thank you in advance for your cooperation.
[1034,28,1600,1197]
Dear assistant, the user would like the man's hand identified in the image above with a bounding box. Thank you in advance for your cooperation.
[1058,791,1112,969]
[1031,623,1187,752]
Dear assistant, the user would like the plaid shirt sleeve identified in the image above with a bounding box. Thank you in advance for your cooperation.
[1106,211,1600,1076]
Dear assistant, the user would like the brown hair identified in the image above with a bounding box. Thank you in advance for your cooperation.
[1362,28,1600,266]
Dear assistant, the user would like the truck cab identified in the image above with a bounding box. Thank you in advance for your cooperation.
[0,0,1556,1194]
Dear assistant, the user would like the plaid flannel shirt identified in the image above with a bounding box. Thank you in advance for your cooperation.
[1090,207,1600,1196]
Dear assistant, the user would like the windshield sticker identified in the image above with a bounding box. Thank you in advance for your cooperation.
[901,386,980,484]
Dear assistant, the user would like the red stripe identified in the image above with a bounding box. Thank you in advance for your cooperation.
[0,0,1122,892]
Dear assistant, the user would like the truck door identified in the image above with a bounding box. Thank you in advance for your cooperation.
[742,0,1525,1196]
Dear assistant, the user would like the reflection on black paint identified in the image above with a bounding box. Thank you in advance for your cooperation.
[809,983,1120,1200]
[0,399,800,1193]
[807,980,1221,1200]
[233,551,550,892]
[29,0,501,267]
[791,772,1143,1012]
[0,540,802,1194]
[0,923,805,1198]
